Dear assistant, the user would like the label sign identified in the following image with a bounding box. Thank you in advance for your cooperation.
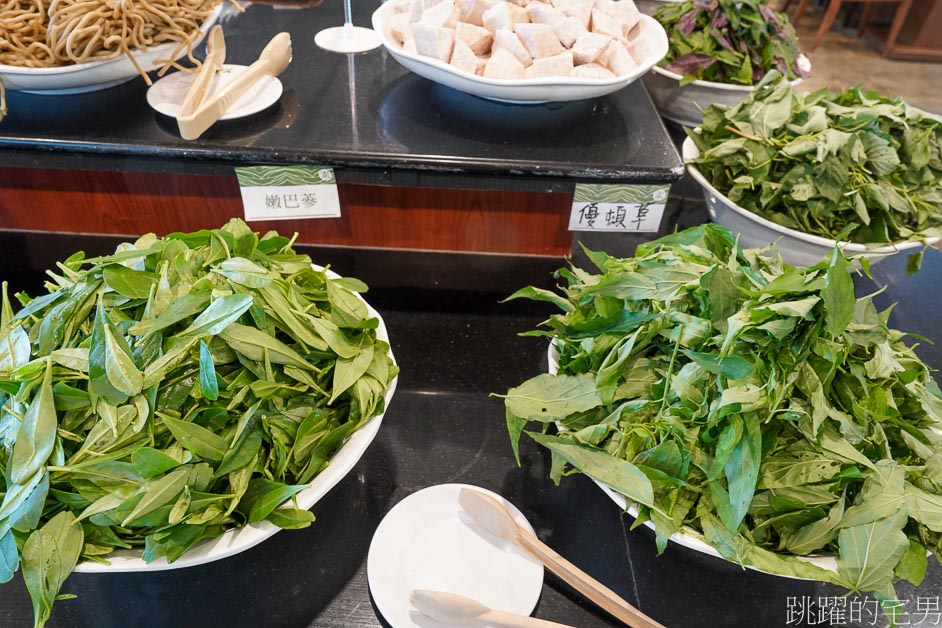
[234,165,341,222]
[569,183,669,233]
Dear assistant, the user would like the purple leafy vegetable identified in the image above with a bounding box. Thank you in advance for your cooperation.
[654,0,806,85]
[666,53,716,75]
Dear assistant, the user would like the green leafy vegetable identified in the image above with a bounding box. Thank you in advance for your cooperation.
[504,224,942,620]
[655,0,806,85]
[0,219,398,626]
[688,72,942,248]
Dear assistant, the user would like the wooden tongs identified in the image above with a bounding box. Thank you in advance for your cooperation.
[458,488,667,628]
[177,27,292,140]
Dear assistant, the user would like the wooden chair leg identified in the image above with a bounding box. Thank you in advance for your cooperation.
[783,0,792,11]
[792,0,813,26]
[884,0,914,56]
[812,0,844,51]
[857,2,874,37]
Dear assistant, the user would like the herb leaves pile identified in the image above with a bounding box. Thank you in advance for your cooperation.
[655,0,807,85]
[688,71,942,246]
[503,225,942,620]
[0,219,397,627]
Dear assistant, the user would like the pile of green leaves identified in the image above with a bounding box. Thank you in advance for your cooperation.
[655,0,806,85]
[0,219,398,627]
[688,71,942,247]
[503,224,942,623]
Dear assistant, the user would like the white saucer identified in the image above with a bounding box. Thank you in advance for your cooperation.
[146,63,283,120]
[367,484,544,628]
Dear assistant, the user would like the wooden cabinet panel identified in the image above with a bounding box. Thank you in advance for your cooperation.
[0,168,573,256]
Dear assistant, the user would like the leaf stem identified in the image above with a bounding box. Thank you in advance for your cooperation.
[724,125,765,143]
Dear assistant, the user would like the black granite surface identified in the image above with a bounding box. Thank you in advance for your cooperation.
[0,230,940,628]
[0,2,683,186]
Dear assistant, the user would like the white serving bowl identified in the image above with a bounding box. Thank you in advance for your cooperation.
[372,2,668,104]
[642,56,809,127]
[683,137,939,267]
[0,6,221,95]
[74,266,398,573]
[546,345,837,579]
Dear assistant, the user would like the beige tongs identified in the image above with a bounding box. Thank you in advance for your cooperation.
[178,25,226,129]
[177,30,293,141]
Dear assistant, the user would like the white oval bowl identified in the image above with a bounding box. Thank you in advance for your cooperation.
[682,137,939,267]
[545,345,837,578]
[372,2,669,104]
[0,5,221,95]
[74,266,398,573]
[642,58,808,127]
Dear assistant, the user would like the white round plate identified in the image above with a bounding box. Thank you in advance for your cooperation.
[74,266,397,573]
[146,64,284,120]
[545,344,838,578]
[372,2,668,104]
[315,24,383,54]
[367,484,544,628]
[0,6,221,95]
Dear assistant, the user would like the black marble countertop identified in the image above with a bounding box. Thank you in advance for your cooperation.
[0,2,683,189]
[0,231,940,628]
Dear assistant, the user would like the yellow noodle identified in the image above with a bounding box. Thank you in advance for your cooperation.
[0,0,229,76]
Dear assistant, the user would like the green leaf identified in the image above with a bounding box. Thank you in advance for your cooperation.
[330,343,374,404]
[9,360,57,484]
[0,530,18,584]
[161,416,229,462]
[131,448,183,479]
[894,540,927,586]
[503,374,602,422]
[822,249,855,337]
[239,478,308,524]
[177,294,254,338]
[127,292,211,337]
[722,413,762,532]
[219,324,316,370]
[266,507,316,530]
[506,409,528,466]
[102,265,158,299]
[682,350,754,380]
[121,468,189,526]
[528,432,654,508]
[837,510,909,592]
[198,341,219,401]
[22,511,83,628]
[502,286,574,313]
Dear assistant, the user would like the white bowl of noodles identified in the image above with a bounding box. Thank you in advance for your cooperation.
[0,2,223,95]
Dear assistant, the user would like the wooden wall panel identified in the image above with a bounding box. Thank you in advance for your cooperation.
[0,168,573,256]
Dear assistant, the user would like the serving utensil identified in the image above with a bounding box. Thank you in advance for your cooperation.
[178,32,292,140]
[178,24,226,121]
[457,489,666,628]
[410,589,572,628]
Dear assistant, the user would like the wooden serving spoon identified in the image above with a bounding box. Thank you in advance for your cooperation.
[457,488,666,628]
[178,32,292,140]
[410,589,573,628]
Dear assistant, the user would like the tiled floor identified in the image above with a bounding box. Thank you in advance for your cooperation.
[786,5,942,114]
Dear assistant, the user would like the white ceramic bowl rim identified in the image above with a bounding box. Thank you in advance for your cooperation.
[682,136,939,254]
[373,3,668,88]
[0,4,222,77]
[651,53,809,92]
